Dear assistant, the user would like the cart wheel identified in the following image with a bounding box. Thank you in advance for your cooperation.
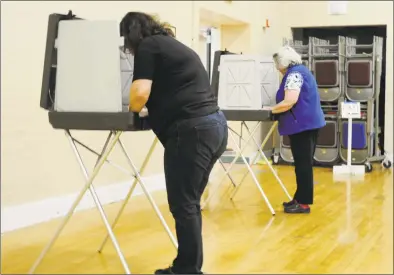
[382,159,392,169]
[365,162,373,173]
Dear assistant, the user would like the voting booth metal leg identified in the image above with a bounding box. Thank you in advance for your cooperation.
[230,122,292,201]
[227,126,276,215]
[201,122,262,210]
[98,137,158,252]
[29,130,132,274]
[72,135,177,251]
[219,159,237,187]
[98,136,178,252]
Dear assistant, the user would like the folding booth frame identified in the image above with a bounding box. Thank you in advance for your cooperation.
[32,12,177,274]
[201,110,291,215]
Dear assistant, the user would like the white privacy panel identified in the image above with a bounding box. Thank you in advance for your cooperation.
[260,60,279,106]
[218,55,261,110]
[209,27,221,80]
[120,51,134,111]
[55,20,122,113]
[218,55,279,110]
[199,27,221,79]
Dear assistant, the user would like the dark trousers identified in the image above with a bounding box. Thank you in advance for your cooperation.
[161,111,228,274]
[288,129,319,205]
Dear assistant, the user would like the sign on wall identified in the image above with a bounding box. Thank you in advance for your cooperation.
[328,1,348,15]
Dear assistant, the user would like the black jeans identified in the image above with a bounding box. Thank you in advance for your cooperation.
[161,111,228,274]
[288,129,319,205]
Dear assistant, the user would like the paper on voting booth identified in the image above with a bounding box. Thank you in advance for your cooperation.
[139,107,149,117]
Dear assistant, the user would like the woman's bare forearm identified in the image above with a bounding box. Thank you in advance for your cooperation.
[272,100,293,114]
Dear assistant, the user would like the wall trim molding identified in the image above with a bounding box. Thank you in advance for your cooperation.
[0,150,265,234]
[1,174,166,234]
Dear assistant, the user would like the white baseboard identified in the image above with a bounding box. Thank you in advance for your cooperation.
[1,171,224,234]
[1,150,259,234]
[1,174,166,234]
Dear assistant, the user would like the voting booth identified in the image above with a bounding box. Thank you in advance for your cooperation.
[203,52,291,215]
[31,11,177,274]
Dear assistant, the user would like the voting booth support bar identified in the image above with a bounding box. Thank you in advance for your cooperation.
[29,131,178,274]
[202,119,292,215]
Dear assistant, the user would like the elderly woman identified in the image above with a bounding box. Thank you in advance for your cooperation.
[271,46,326,214]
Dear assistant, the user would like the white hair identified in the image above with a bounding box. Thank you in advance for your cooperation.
[273,46,302,70]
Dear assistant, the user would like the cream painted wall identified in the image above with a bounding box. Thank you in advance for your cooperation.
[210,1,283,55]
[279,0,393,156]
[1,1,274,207]
[1,1,196,207]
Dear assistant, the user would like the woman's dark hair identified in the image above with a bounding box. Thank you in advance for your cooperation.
[120,12,175,54]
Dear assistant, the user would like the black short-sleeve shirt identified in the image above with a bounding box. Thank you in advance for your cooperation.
[133,35,219,136]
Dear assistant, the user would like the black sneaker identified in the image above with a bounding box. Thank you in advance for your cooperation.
[284,203,310,214]
[282,199,296,207]
[155,267,204,274]
[155,267,174,274]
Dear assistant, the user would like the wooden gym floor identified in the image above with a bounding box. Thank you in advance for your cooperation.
[1,164,393,274]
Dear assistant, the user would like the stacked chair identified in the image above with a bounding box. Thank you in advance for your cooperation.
[339,36,388,171]
[274,36,390,172]
[310,36,345,167]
